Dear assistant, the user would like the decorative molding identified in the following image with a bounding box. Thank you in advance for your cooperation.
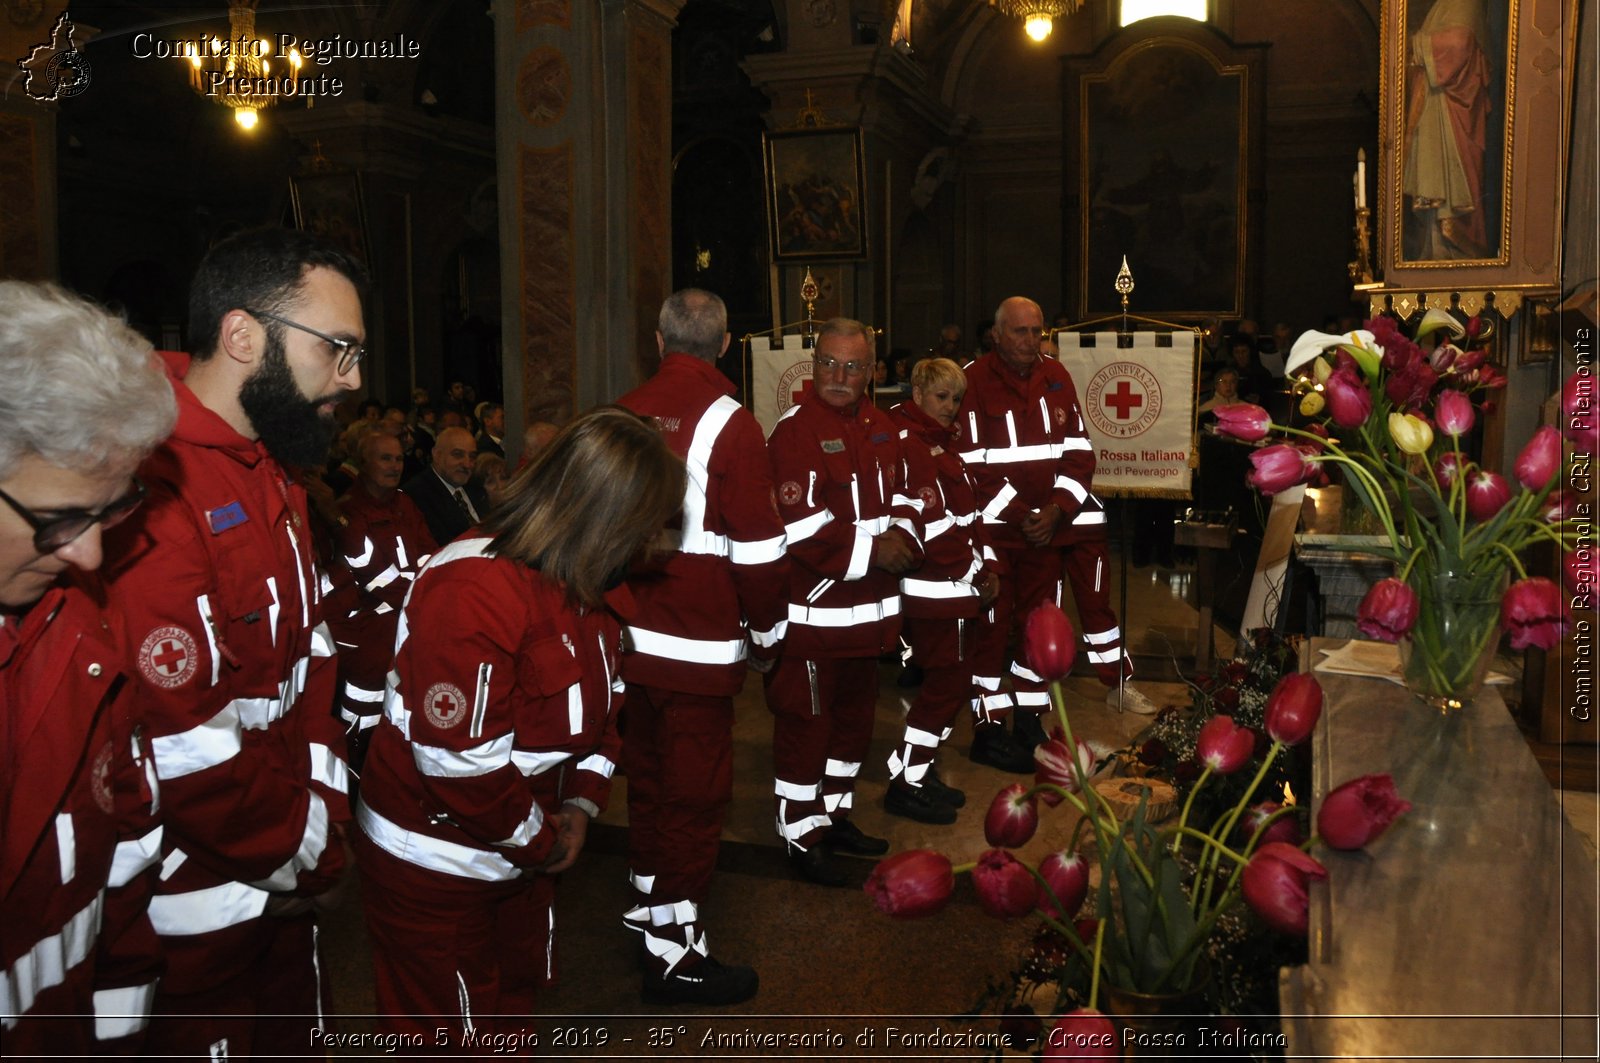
[516,47,571,127]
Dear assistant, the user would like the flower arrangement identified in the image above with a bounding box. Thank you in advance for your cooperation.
[865,605,1412,1053]
[1213,311,1583,709]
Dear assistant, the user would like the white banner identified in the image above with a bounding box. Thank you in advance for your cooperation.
[1058,331,1197,498]
[749,334,815,436]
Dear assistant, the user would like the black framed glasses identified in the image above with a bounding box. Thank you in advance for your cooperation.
[0,479,146,553]
[245,308,366,375]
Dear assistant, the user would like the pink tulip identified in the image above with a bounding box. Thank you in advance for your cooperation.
[1317,773,1412,850]
[1043,1008,1118,1059]
[864,849,955,918]
[1024,602,1077,681]
[1514,426,1563,490]
[985,782,1040,848]
[973,848,1036,919]
[1561,370,1600,452]
[1242,801,1303,848]
[1195,715,1255,774]
[1324,366,1373,428]
[1502,577,1568,651]
[1247,444,1312,496]
[1434,389,1475,436]
[1036,851,1090,920]
[1564,550,1596,594]
[1356,577,1419,642]
[1434,450,1468,488]
[1428,342,1459,373]
[1241,842,1327,936]
[1212,403,1272,442]
[1464,470,1512,522]
[1264,673,1322,745]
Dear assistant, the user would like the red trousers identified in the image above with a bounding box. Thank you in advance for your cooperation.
[1062,532,1131,687]
[765,655,878,851]
[355,833,553,1045]
[888,615,978,785]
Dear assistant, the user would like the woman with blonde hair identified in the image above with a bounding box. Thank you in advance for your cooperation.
[355,407,684,1038]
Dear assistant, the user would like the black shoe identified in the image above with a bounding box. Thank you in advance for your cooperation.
[642,956,759,1006]
[970,723,1036,774]
[1013,710,1048,751]
[884,782,957,825]
[897,662,925,687]
[827,817,889,857]
[788,845,849,887]
[922,766,966,808]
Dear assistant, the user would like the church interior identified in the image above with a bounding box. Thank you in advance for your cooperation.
[2,0,1597,1054]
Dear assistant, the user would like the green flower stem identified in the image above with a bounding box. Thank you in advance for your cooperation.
[1170,764,1215,857]
[1088,914,1107,1012]
[952,861,976,875]
[1024,870,1097,969]
[1485,541,1530,580]
[1196,743,1285,915]
[1174,826,1246,868]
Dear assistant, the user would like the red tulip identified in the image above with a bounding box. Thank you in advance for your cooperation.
[1036,851,1089,920]
[1502,577,1569,651]
[1385,359,1438,410]
[1543,487,1576,524]
[985,782,1040,848]
[1043,1008,1118,1059]
[1428,342,1459,373]
[864,849,954,918]
[1564,550,1596,594]
[1241,841,1327,936]
[1324,366,1374,428]
[1356,577,1419,642]
[1464,470,1512,522]
[1514,426,1562,490]
[1264,672,1322,745]
[1317,773,1412,850]
[1242,801,1303,848]
[1433,389,1475,436]
[1434,450,1468,488]
[1247,444,1312,495]
[973,848,1036,919]
[1024,602,1077,681]
[1033,734,1095,806]
[1212,403,1271,442]
[1561,370,1599,452]
[1195,715,1255,774]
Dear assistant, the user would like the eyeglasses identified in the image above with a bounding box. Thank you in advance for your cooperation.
[0,479,146,553]
[814,356,872,377]
[246,308,366,375]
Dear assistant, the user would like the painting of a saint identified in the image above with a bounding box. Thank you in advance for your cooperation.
[763,129,867,260]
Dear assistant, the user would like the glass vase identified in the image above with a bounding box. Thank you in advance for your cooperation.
[1398,568,1506,713]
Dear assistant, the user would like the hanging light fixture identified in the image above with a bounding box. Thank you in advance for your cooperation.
[989,0,1086,42]
[184,0,302,130]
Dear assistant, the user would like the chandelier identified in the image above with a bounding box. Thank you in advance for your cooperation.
[185,0,303,130]
[989,0,1086,41]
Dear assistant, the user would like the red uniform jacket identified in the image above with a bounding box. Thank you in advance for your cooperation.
[767,391,928,659]
[889,401,1001,619]
[102,352,350,993]
[958,352,1106,548]
[1,577,162,1053]
[616,353,788,695]
[356,538,625,881]
[327,488,437,730]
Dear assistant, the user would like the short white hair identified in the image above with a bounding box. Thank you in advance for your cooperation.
[0,281,176,479]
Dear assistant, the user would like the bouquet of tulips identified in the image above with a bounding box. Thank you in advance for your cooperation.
[865,604,1412,1050]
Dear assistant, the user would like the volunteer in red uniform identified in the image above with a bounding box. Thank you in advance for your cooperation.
[958,297,1156,761]
[616,289,787,1005]
[103,229,364,1057]
[883,357,1002,824]
[328,431,437,770]
[767,318,927,887]
[0,282,173,1053]
[355,409,683,1039]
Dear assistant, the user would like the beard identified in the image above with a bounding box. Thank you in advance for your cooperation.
[238,332,341,469]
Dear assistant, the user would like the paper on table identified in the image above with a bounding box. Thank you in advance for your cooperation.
[1315,639,1511,686]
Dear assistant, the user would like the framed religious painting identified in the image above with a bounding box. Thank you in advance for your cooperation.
[1380,0,1577,288]
[289,171,372,267]
[762,127,868,261]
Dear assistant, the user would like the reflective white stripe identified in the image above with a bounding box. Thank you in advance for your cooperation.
[982,483,1018,520]
[787,597,900,628]
[310,622,335,658]
[345,537,375,568]
[339,708,380,730]
[1062,436,1092,451]
[626,626,746,665]
[345,683,385,704]
[510,749,569,776]
[575,753,616,778]
[923,513,956,541]
[891,491,923,513]
[776,807,832,845]
[1057,477,1089,503]
[1083,627,1121,645]
[680,397,740,550]
[984,442,1063,464]
[284,522,310,629]
[1071,509,1107,525]
[774,778,818,800]
[901,726,940,748]
[889,516,919,542]
[251,791,329,890]
[728,533,785,565]
[749,620,786,648]
[424,537,496,571]
[1012,662,1043,683]
[55,813,75,884]
[151,703,243,779]
[108,826,164,888]
[822,790,853,812]
[148,880,267,935]
[94,983,155,1040]
[310,743,350,794]
[1,892,103,1029]
[266,576,282,648]
[496,800,547,848]
[824,758,861,778]
[783,509,832,544]
[196,594,221,687]
[667,529,729,556]
[1013,690,1051,707]
[457,970,475,1037]
[413,733,514,778]
[365,564,401,593]
[374,602,395,616]
[1087,647,1122,665]
[232,654,311,732]
[470,663,492,740]
[902,576,979,600]
[394,536,410,570]
[844,527,874,581]
[358,801,517,882]
[859,514,892,535]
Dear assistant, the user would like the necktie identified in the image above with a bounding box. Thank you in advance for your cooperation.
[453,489,475,520]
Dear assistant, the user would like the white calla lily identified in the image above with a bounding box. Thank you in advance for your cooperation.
[1286,329,1376,378]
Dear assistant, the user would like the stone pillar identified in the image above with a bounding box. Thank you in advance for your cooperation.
[0,0,72,279]
[493,0,683,437]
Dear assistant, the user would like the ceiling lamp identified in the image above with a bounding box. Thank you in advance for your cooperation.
[185,0,302,130]
[989,0,1085,42]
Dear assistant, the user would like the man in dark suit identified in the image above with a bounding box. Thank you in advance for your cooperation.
[475,402,506,459]
[401,426,487,546]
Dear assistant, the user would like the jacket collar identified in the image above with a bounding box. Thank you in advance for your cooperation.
[659,352,736,397]
[159,350,268,468]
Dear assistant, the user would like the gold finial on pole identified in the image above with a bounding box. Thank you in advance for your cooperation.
[800,267,820,339]
[1114,255,1135,330]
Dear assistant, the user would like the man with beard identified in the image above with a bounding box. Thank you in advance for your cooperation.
[103,228,364,1058]
[401,426,487,546]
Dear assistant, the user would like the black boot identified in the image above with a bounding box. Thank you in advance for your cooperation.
[921,765,967,808]
[788,845,848,887]
[642,956,759,1006]
[827,816,889,857]
[884,781,957,825]
[1012,709,1048,752]
[970,722,1036,774]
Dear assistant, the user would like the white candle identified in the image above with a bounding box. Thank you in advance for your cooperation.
[1357,149,1367,210]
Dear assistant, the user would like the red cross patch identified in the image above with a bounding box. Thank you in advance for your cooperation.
[778,480,803,506]
[424,681,469,730]
[918,486,938,508]
[138,626,198,690]
[1053,405,1067,426]
[90,741,116,816]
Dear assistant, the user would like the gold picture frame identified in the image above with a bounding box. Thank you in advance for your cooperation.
[762,127,868,262]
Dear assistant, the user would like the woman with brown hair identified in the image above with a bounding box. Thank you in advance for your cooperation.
[354,407,684,1040]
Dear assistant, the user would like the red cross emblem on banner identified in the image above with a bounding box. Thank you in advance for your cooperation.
[792,379,813,405]
[1102,379,1145,421]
